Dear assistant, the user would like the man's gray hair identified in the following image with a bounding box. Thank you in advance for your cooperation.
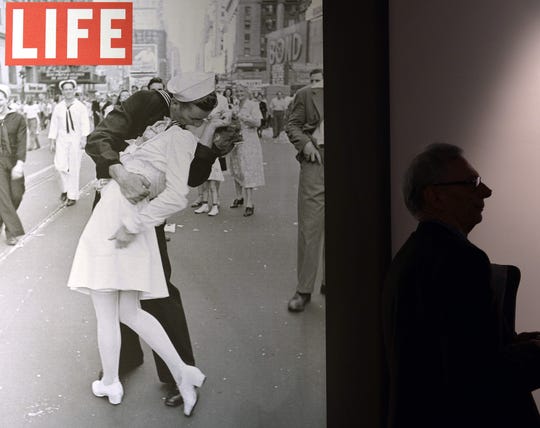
[402,143,463,216]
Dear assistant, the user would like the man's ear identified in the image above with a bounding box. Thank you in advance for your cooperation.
[423,185,444,210]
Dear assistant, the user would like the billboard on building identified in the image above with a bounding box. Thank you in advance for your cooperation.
[266,21,308,85]
[234,79,263,91]
[129,74,154,90]
[38,66,106,84]
[132,44,158,74]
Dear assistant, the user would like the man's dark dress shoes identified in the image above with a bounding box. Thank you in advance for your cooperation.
[287,292,311,312]
[164,388,183,407]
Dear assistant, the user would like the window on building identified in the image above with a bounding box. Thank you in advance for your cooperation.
[264,17,276,31]
[244,34,250,42]
[245,21,251,30]
[244,46,251,56]
[287,5,298,16]
[245,6,251,16]
[260,37,266,57]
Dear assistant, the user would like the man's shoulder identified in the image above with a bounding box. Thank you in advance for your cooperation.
[5,110,25,121]
[290,86,311,104]
[295,85,312,96]
[386,224,489,296]
[406,223,489,274]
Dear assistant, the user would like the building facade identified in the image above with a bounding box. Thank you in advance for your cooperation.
[203,0,322,90]
[265,0,322,87]
[130,0,168,88]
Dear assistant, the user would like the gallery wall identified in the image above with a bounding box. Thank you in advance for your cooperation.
[390,0,540,403]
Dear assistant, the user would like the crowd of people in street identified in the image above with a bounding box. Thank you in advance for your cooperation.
[1,76,302,223]
[0,68,326,420]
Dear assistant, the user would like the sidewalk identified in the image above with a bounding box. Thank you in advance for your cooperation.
[0,131,326,428]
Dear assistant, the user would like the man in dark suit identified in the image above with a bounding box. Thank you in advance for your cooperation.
[382,143,540,427]
[85,72,233,407]
[286,68,325,312]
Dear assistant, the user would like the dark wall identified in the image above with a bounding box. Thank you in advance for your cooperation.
[389,0,540,409]
[325,1,390,427]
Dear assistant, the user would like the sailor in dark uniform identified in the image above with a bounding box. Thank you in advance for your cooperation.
[85,72,233,407]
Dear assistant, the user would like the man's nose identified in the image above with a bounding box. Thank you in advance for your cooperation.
[479,182,492,198]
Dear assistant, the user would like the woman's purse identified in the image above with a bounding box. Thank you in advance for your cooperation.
[212,117,243,155]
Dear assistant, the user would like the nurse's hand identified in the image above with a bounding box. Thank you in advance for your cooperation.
[109,225,136,248]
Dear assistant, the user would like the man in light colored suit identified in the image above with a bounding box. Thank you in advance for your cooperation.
[286,68,325,312]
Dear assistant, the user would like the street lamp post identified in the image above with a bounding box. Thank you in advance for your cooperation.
[19,69,26,102]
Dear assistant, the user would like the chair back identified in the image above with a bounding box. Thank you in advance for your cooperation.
[490,264,520,343]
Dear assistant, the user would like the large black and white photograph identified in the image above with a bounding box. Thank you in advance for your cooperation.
[0,0,325,426]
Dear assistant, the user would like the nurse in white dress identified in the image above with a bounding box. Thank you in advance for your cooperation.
[67,72,230,417]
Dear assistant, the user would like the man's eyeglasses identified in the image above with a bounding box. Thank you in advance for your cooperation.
[432,176,482,188]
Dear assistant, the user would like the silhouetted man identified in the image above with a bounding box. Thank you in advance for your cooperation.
[382,143,540,428]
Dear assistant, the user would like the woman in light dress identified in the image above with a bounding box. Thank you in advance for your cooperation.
[229,84,265,216]
[67,88,228,417]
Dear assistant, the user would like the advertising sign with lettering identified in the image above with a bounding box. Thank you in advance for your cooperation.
[38,66,107,84]
[235,79,263,91]
[5,2,132,65]
[266,21,308,67]
[131,44,158,74]
[24,83,48,93]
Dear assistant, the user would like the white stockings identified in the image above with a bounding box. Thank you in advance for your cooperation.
[90,290,186,386]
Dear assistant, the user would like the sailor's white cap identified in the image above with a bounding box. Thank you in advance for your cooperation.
[59,79,77,89]
[167,72,215,102]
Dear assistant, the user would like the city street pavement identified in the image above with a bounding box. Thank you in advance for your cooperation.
[0,128,326,427]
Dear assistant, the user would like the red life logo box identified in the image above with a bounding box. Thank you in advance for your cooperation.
[5,2,133,65]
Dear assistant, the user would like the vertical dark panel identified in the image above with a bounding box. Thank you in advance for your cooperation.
[325,1,390,427]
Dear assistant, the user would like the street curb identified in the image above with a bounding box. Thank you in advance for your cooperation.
[0,179,96,265]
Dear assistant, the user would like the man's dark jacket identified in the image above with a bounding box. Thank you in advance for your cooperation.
[85,89,217,186]
[2,110,26,165]
[382,221,540,428]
